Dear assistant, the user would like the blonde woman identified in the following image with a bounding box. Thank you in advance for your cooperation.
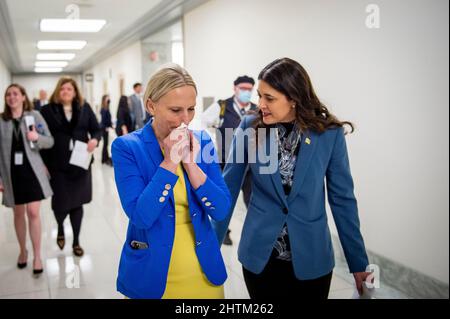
[40,77,101,257]
[0,84,54,275]
[112,64,231,299]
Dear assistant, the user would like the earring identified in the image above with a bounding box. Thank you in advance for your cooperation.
[292,104,296,109]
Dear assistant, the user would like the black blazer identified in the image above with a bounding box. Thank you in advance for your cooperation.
[40,102,102,211]
[40,102,102,174]
[100,108,113,129]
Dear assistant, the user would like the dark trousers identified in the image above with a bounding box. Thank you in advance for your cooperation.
[101,129,110,163]
[54,206,83,247]
[242,255,333,300]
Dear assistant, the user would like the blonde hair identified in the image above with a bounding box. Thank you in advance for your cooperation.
[50,77,84,106]
[143,63,197,108]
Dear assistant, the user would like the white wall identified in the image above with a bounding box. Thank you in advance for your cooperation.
[184,0,449,283]
[0,58,11,112]
[83,41,143,120]
[12,74,82,102]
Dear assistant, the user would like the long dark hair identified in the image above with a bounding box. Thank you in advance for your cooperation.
[117,96,129,111]
[255,58,354,134]
[2,84,33,121]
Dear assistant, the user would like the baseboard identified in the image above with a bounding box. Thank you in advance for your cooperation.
[331,235,449,299]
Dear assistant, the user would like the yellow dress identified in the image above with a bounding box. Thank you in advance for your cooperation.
[162,164,224,299]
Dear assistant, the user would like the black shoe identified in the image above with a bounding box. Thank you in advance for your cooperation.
[17,251,28,269]
[223,230,233,246]
[32,259,43,276]
[17,262,27,269]
[73,245,84,257]
[33,268,44,275]
[57,235,65,250]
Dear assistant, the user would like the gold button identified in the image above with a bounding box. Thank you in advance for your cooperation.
[205,202,211,207]
[162,190,169,196]
[159,197,165,203]
[165,184,171,190]
[201,197,207,202]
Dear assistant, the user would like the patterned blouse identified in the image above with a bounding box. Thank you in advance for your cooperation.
[273,122,302,261]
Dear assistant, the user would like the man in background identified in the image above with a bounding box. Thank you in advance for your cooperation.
[129,83,146,130]
[33,89,48,112]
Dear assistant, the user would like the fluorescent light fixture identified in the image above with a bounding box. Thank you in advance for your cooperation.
[37,40,87,50]
[34,67,63,73]
[35,61,68,67]
[40,19,106,33]
[36,53,75,61]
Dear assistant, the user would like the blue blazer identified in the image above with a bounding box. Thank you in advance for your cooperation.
[213,115,369,280]
[112,122,231,299]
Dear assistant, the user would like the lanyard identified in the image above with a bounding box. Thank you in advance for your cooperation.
[12,119,22,141]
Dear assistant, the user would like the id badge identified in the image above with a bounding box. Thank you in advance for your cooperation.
[69,139,74,151]
[14,152,23,165]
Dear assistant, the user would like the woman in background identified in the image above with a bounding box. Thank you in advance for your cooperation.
[40,77,101,257]
[100,94,113,166]
[115,96,132,137]
[0,84,54,275]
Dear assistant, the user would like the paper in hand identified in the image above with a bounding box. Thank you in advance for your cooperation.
[24,115,36,148]
[24,115,35,129]
[69,140,92,170]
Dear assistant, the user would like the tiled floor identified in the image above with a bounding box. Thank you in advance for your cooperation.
[0,146,391,299]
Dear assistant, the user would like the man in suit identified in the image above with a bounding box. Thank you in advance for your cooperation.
[129,83,146,130]
[33,89,48,112]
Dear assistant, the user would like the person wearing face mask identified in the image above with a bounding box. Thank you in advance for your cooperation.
[40,77,102,258]
[202,75,257,246]
[112,64,231,299]
[100,94,113,166]
[212,58,372,300]
[0,84,54,276]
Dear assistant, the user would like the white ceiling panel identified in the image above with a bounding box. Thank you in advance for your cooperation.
[5,0,163,73]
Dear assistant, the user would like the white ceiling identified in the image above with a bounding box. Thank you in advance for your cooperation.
[1,0,208,74]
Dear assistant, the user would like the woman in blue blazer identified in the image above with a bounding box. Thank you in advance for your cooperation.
[112,64,231,299]
[213,58,371,299]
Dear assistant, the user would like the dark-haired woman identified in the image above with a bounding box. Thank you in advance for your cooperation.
[0,84,54,275]
[100,94,113,166]
[115,96,132,137]
[40,77,101,257]
[213,58,371,299]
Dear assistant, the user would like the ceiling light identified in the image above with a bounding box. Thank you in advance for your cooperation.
[35,61,68,67]
[40,19,106,33]
[37,40,87,50]
[34,67,63,73]
[36,53,75,61]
